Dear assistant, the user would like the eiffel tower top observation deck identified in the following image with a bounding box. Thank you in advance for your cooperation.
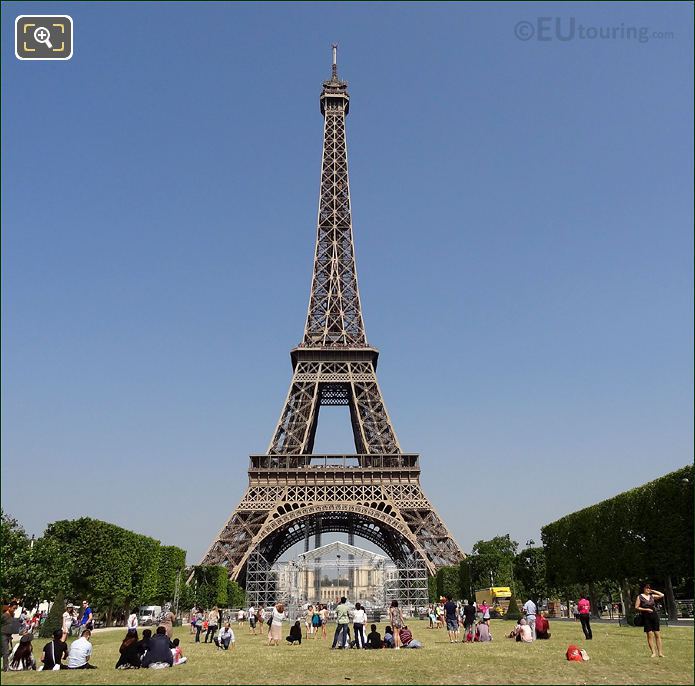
[301,44,367,351]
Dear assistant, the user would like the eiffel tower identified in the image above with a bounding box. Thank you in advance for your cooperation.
[201,47,463,606]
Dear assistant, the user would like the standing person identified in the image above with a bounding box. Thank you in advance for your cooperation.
[189,606,197,634]
[79,600,93,632]
[204,606,219,643]
[388,600,405,649]
[463,599,477,638]
[522,598,537,640]
[67,629,97,669]
[331,597,350,649]
[304,605,314,640]
[2,601,19,672]
[158,605,176,641]
[193,608,204,642]
[577,594,592,640]
[352,602,367,648]
[444,595,459,643]
[127,608,138,631]
[236,608,245,626]
[248,605,257,635]
[61,603,75,642]
[479,600,490,624]
[320,604,329,640]
[635,583,665,658]
[311,606,321,639]
[40,629,69,670]
[267,602,286,647]
[257,605,266,635]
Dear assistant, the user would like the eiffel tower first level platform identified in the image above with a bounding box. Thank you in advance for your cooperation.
[201,47,463,606]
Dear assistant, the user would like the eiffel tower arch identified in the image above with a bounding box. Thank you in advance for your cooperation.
[201,47,464,608]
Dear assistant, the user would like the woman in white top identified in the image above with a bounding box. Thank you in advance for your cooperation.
[352,602,367,649]
[127,610,138,630]
[61,605,75,642]
[267,603,286,646]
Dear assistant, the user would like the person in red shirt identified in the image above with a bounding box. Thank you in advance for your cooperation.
[577,595,592,639]
[535,613,550,639]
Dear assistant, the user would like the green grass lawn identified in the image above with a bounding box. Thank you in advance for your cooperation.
[3,620,692,684]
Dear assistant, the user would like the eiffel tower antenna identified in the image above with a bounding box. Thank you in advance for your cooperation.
[200,51,464,608]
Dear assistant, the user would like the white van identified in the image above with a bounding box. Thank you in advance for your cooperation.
[137,605,162,626]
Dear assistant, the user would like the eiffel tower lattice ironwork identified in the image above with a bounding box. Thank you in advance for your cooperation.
[201,47,464,605]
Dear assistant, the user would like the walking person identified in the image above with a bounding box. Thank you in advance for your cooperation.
[159,605,176,641]
[635,583,665,658]
[127,608,138,631]
[205,606,219,643]
[444,595,459,643]
[577,594,592,640]
[304,605,314,640]
[331,597,350,649]
[522,598,537,640]
[2,601,19,672]
[479,600,490,624]
[352,602,367,648]
[388,600,405,649]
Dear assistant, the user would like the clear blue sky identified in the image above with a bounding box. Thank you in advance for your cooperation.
[2,2,693,565]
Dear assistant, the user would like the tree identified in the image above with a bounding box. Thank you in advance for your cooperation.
[189,566,228,608]
[505,590,521,621]
[513,547,547,605]
[468,535,518,591]
[227,580,246,609]
[459,560,473,601]
[541,465,693,619]
[39,591,65,638]
[1,510,31,602]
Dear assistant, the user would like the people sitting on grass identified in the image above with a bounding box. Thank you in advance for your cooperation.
[137,628,152,656]
[115,629,141,669]
[67,629,97,669]
[511,618,533,643]
[215,623,236,650]
[9,635,36,671]
[475,620,492,642]
[367,624,382,649]
[399,625,423,649]
[141,626,173,669]
[286,621,302,645]
[383,625,394,648]
[535,613,551,639]
[40,629,69,670]
[171,638,187,664]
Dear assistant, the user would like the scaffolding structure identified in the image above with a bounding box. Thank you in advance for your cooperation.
[245,549,278,607]
[384,556,429,615]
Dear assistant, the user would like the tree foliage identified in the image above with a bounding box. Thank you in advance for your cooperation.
[513,547,547,605]
[541,466,693,611]
[189,566,228,608]
[39,591,65,638]
[1,510,32,603]
[2,515,186,620]
[468,535,518,591]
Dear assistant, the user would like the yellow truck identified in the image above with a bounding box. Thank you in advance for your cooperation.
[475,587,512,617]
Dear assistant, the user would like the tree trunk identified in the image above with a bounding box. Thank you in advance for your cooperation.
[665,575,679,621]
[588,583,600,618]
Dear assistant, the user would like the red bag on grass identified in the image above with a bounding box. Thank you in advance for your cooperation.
[566,645,582,662]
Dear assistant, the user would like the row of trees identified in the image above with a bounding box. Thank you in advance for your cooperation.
[541,465,693,620]
[428,535,548,608]
[1,513,186,621]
